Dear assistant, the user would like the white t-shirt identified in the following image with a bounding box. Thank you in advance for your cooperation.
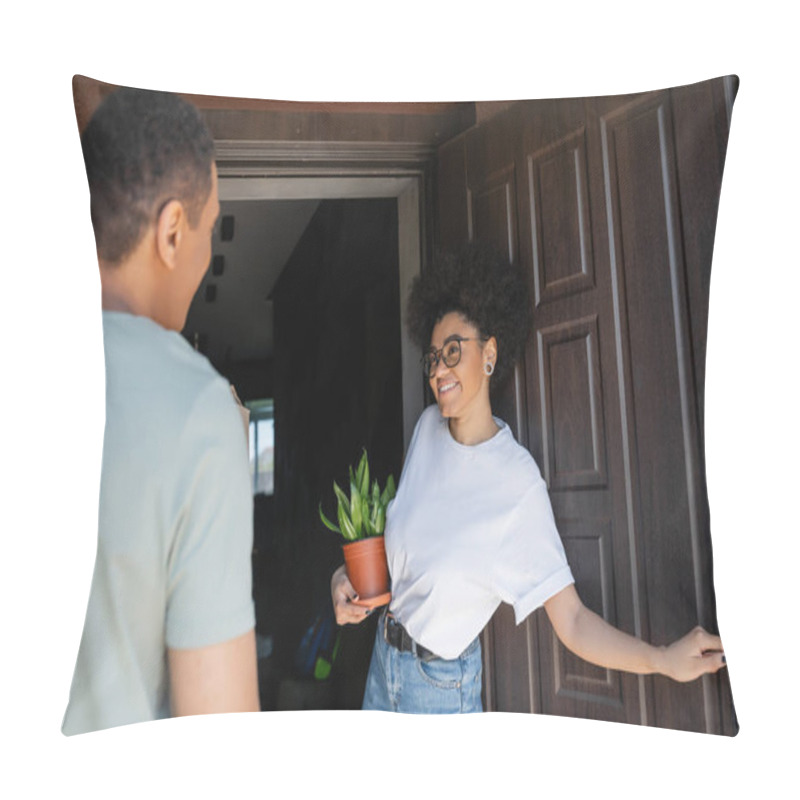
[385,404,574,659]
[62,311,255,735]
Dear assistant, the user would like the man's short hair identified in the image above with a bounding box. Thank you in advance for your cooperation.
[81,87,215,265]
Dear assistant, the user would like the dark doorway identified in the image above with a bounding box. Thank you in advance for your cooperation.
[184,197,405,710]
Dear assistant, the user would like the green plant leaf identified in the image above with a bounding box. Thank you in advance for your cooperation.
[323,453,395,541]
[350,482,362,535]
[363,515,375,537]
[333,481,350,515]
[355,450,366,495]
[318,503,341,534]
[334,481,357,540]
[370,494,379,528]
[375,504,386,534]
[381,474,396,505]
[361,495,371,535]
[360,450,370,497]
[338,502,357,541]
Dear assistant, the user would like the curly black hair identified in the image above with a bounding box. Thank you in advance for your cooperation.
[81,87,215,265]
[406,242,532,388]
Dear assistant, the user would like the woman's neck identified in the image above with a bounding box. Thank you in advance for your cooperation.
[447,408,500,446]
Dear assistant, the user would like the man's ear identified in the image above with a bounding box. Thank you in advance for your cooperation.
[155,199,186,271]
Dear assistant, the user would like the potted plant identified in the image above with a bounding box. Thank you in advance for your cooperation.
[319,449,396,608]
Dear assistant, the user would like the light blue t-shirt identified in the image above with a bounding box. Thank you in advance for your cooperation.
[62,312,255,735]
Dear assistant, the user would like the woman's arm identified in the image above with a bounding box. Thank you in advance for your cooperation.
[543,584,726,682]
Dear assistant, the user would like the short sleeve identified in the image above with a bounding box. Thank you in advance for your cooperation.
[165,379,255,649]
[493,477,574,624]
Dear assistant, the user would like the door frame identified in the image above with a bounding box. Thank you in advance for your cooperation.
[215,139,436,451]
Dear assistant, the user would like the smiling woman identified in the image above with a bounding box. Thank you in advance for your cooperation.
[408,243,531,391]
[425,317,496,444]
[330,241,727,715]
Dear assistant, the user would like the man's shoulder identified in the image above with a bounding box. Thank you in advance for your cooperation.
[102,311,238,444]
[103,311,223,394]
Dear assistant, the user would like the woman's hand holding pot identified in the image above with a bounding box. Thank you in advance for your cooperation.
[331,564,373,625]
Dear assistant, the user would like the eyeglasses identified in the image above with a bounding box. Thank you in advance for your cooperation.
[422,337,486,378]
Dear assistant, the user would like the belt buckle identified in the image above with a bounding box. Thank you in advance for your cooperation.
[383,610,394,646]
[384,612,436,661]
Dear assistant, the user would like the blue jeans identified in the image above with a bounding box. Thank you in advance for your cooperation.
[361,615,483,713]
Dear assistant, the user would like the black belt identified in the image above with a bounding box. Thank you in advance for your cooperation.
[382,611,439,662]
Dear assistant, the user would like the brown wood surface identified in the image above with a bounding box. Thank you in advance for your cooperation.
[72,74,476,143]
[436,76,737,734]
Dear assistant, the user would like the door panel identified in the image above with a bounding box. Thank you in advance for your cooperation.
[553,518,625,706]
[523,100,643,726]
[528,126,595,304]
[597,91,719,731]
[435,77,736,734]
[536,315,607,491]
[465,141,527,444]
[469,165,518,264]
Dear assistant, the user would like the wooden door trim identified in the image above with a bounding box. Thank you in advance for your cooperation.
[215,139,436,454]
[216,139,437,175]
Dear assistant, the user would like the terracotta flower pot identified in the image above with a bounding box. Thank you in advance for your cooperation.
[343,536,390,608]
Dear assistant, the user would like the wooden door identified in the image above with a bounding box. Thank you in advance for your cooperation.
[434,76,737,734]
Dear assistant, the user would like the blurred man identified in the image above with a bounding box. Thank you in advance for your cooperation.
[62,87,258,735]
